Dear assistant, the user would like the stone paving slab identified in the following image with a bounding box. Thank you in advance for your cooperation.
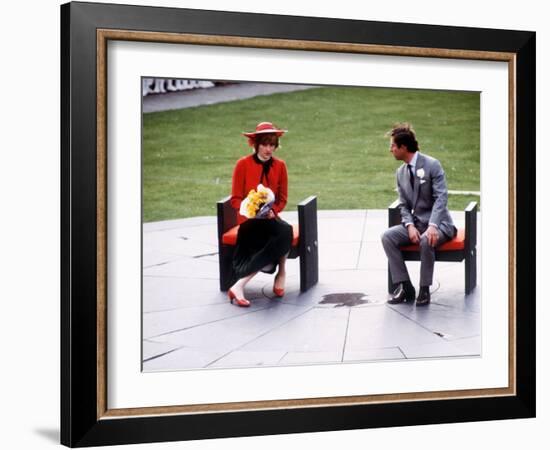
[344,347,406,363]
[309,269,391,301]
[345,305,446,352]
[143,216,217,232]
[143,251,185,269]
[319,242,362,271]
[143,257,219,279]
[142,209,482,371]
[392,301,481,340]
[144,347,228,372]
[209,350,289,369]
[280,351,343,365]
[357,241,390,270]
[399,339,481,359]
[317,214,367,243]
[143,339,183,361]
[144,302,269,340]
[363,212,387,243]
[143,277,221,312]
[238,307,350,354]
[145,302,313,352]
[144,226,218,258]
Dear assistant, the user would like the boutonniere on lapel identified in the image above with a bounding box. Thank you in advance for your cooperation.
[416,168,426,184]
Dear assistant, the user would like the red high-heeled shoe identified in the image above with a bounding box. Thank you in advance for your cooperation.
[273,274,285,297]
[228,289,250,307]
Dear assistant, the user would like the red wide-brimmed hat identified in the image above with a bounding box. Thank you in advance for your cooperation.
[242,122,287,138]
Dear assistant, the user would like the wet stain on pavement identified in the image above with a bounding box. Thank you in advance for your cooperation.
[319,293,369,307]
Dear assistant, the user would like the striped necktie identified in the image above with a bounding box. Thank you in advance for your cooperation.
[407,164,414,190]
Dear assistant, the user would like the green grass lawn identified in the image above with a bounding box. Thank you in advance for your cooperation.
[143,86,479,222]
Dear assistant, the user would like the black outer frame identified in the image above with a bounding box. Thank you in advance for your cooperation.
[60,1,535,447]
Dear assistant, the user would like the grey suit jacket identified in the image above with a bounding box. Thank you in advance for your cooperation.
[396,152,456,239]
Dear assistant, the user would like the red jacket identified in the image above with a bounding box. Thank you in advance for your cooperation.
[230,154,288,224]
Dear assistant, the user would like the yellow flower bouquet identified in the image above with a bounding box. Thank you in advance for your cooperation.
[239,184,275,219]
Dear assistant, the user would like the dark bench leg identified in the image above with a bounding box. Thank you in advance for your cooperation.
[465,247,476,295]
[298,196,319,292]
[387,201,400,295]
[464,201,478,295]
[217,197,237,292]
[218,245,234,291]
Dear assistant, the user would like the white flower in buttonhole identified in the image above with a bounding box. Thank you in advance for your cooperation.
[416,168,425,179]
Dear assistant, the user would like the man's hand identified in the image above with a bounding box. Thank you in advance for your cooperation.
[425,225,439,247]
[407,224,421,244]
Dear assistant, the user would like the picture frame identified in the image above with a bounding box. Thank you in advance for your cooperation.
[60,1,535,447]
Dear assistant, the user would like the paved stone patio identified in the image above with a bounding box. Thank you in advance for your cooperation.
[142,209,481,372]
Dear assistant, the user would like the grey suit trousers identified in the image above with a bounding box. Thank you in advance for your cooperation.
[381,224,451,287]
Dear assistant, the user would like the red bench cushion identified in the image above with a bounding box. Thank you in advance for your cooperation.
[400,228,465,252]
[222,223,300,247]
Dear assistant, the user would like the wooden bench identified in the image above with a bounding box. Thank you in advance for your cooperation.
[217,196,319,293]
[387,200,478,295]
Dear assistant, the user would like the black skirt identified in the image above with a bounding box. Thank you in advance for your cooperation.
[232,217,293,280]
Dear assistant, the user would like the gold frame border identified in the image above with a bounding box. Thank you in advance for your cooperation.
[96,29,517,420]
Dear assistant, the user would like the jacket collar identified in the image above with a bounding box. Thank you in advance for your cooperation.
[411,152,425,208]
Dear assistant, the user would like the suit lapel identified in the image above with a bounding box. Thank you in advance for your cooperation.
[412,153,424,208]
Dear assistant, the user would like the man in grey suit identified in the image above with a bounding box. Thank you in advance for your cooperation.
[381,124,457,306]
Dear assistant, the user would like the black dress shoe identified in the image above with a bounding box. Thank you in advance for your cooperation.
[388,282,416,304]
[416,286,431,306]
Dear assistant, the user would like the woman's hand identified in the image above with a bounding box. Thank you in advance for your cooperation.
[266,209,276,219]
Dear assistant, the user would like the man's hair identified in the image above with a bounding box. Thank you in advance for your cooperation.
[253,133,280,152]
[389,123,419,153]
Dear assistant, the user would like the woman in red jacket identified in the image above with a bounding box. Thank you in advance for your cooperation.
[228,122,293,307]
